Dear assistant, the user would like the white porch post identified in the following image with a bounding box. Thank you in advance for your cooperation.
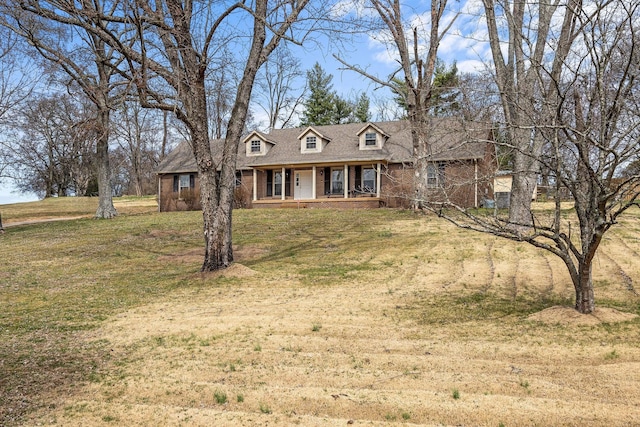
[252,169,257,202]
[282,167,286,200]
[312,166,317,199]
[376,163,381,197]
[343,164,349,198]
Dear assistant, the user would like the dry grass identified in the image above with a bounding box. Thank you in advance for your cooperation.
[0,195,157,225]
[2,200,640,426]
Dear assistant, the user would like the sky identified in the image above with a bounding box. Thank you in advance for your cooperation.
[319,0,490,94]
[0,182,38,205]
[0,0,491,205]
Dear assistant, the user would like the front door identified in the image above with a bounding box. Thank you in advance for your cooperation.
[294,170,313,200]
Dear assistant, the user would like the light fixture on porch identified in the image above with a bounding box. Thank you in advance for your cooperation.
[320,169,323,175]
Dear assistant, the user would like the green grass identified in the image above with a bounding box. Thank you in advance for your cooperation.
[214,391,228,404]
[2,197,640,425]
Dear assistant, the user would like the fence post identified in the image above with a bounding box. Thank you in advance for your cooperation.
[0,212,4,233]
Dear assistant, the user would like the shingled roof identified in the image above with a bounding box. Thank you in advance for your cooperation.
[157,119,492,174]
[244,119,491,167]
[156,139,251,174]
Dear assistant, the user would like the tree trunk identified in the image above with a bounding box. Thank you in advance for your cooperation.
[574,261,595,314]
[199,162,233,271]
[95,108,117,218]
[508,149,538,228]
[198,0,270,271]
[411,123,429,209]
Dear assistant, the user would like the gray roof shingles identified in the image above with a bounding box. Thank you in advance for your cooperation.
[157,119,492,174]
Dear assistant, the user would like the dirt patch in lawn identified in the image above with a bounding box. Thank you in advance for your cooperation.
[157,245,268,266]
[528,306,638,325]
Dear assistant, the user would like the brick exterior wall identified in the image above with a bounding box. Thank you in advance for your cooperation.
[159,147,495,212]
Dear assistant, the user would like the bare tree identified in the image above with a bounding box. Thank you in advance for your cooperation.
[15,0,322,270]
[0,27,36,181]
[335,0,459,208]
[1,5,124,217]
[437,1,640,314]
[255,46,306,129]
[482,0,581,228]
[112,100,166,196]
[4,93,95,197]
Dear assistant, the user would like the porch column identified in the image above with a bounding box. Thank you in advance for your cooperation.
[343,164,348,198]
[312,166,317,199]
[252,169,257,202]
[376,163,381,198]
[282,167,286,200]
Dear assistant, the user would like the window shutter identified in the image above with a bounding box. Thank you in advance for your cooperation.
[266,170,273,197]
[173,175,178,192]
[355,166,362,188]
[189,174,195,189]
[285,169,291,197]
[324,167,330,195]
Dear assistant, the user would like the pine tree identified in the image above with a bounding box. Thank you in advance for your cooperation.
[300,63,337,126]
[353,92,371,123]
[390,59,459,118]
[431,59,460,117]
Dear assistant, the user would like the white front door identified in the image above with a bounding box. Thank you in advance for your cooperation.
[294,170,313,200]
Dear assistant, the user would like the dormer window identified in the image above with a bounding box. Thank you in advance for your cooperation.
[306,136,317,150]
[357,123,387,150]
[299,127,328,153]
[365,133,377,146]
[244,132,272,156]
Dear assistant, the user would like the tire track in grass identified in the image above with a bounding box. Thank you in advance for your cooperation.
[490,241,520,301]
[603,232,640,295]
[539,253,557,299]
[597,246,639,296]
[481,239,496,293]
[510,256,518,301]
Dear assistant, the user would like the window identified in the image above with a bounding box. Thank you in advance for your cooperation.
[179,174,191,192]
[331,169,343,194]
[427,162,445,188]
[274,171,283,196]
[365,132,377,146]
[362,168,376,192]
[306,136,317,149]
[173,174,195,199]
[250,140,261,153]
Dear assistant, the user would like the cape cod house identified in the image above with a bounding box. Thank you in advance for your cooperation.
[156,119,497,211]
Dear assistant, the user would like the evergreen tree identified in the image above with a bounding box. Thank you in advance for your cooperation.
[353,92,371,123]
[333,96,353,124]
[431,59,460,117]
[390,59,459,118]
[300,62,338,126]
[390,77,408,118]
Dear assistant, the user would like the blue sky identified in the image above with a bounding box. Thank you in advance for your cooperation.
[271,0,491,126]
[1,0,491,204]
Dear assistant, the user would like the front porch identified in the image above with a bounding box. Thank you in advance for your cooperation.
[250,163,385,208]
[252,196,383,209]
